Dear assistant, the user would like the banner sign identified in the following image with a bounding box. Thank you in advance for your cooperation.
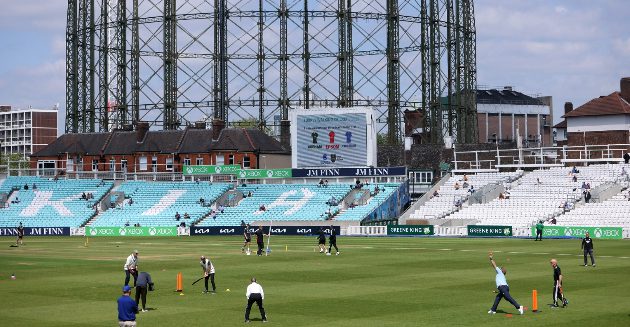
[238,169,292,179]
[467,225,513,237]
[292,166,407,178]
[387,225,434,236]
[86,227,179,237]
[190,226,340,236]
[182,165,240,175]
[0,227,70,236]
[531,226,622,239]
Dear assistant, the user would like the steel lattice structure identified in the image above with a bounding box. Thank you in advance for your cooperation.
[66,0,477,144]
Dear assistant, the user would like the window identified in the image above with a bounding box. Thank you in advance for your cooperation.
[166,157,173,171]
[183,158,191,166]
[152,156,157,172]
[228,154,234,165]
[216,154,224,165]
[121,159,128,172]
[92,160,98,172]
[196,157,203,165]
[409,171,433,184]
[243,156,250,168]
[109,159,116,171]
[67,158,74,172]
[139,156,147,171]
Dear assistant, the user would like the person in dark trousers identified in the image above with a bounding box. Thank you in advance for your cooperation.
[118,285,138,326]
[328,226,339,255]
[123,250,139,286]
[200,255,216,293]
[317,228,326,253]
[488,252,524,315]
[245,277,267,323]
[255,226,266,256]
[16,222,24,246]
[581,232,596,266]
[535,220,544,241]
[242,224,252,255]
[550,259,568,307]
[135,271,154,312]
[624,152,630,164]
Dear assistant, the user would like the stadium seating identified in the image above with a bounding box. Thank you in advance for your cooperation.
[197,183,351,226]
[446,164,626,227]
[334,184,401,221]
[408,172,521,220]
[90,181,230,227]
[0,176,113,227]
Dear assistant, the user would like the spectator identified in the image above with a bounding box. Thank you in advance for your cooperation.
[53,175,59,182]
[572,175,577,182]
[128,198,133,205]
[82,192,87,200]
[584,190,592,203]
[200,197,205,205]
[463,174,469,181]
[184,212,190,220]
[125,221,130,227]
[499,192,505,200]
[259,204,266,212]
[32,184,37,190]
[550,217,557,225]
[24,184,29,190]
[504,190,511,199]
[622,167,627,176]
[536,178,541,185]
[585,183,591,190]
[179,221,186,227]
[175,212,181,221]
[318,179,324,187]
[462,181,469,189]
[324,179,329,187]
[624,152,630,164]
[247,191,253,197]
[581,182,587,190]
[468,185,475,194]
[432,190,439,198]
[218,205,225,213]
[454,182,460,190]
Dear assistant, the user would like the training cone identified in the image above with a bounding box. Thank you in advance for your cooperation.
[532,289,538,312]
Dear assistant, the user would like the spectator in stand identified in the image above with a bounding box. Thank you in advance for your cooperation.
[259,204,266,212]
[550,217,557,225]
[462,181,469,189]
[463,174,469,181]
[504,190,511,199]
[318,179,324,187]
[24,183,29,190]
[32,183,37,190]
[200,197,205,205]
[125,221,130,227]
[175,212,181,221]
[324,179,329,187]
[82,192,87,200]
[584,190,592,203]
[218,205,225,213]
[624,152,630,164]
[247,191,253,197]
[572,175,577,183]
[128,198,133,205]
[581,182,587,191]
[431,190,439,198]
[184,212,190,220]
[572,166,579,174]
[536,178,542,185]
[468,185,475,194]
[499,192,505,200]
[454,182,460,190]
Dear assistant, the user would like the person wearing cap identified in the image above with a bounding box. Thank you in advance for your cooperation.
[245,277,267,323]
[118,285,138,326]
[328,225,339,255]
[124,250,139,286]
[135,271,154,312]
[16,222,25,246]
[200,256,216,294]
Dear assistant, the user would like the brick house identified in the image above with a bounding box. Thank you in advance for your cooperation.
[30,125,290,174]
[561,77,630,147]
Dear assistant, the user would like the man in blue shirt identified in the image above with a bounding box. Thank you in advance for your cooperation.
[118,285,138,326]
[488,252,524,315]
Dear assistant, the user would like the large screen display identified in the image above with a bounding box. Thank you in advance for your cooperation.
[291,108,376,168]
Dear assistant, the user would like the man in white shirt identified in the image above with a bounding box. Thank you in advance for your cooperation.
[245,277,267,323]
[124,250,139,286]
[200,256,216,294]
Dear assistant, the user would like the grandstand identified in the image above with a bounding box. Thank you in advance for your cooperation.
[0,176,113,227]
[90,181,230,227]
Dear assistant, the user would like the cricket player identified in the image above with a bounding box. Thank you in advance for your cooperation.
[550,259,568,307]
[328,225,339,255]
[200,256,216,293]
[581,232,595,266]
[245,277,267,323]
[255,226,266,256]
[242,224,252,255]
[488,252,524,315]
[535,220,544,241]
[16,222,24,246]
[124,250,139,287]
[317,228,326,253]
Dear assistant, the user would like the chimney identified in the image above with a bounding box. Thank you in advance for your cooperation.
[503,86,513,91]
[194,121,206,129]
[212,119,225,140]
[136,121,150,142]
[564,102,573,114]
[621,77,630,103]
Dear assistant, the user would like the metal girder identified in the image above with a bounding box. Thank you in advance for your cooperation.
[65,0,478,146]
[163,0,178,129]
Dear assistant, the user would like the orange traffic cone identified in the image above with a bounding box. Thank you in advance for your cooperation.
[176,272,183,292]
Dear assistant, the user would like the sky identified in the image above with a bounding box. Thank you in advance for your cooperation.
[0,0,628,135]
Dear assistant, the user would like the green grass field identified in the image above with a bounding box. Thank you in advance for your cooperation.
[1,236,629,326]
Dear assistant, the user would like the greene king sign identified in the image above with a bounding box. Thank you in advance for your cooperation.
[531,226,622,239]
[387,225,434,236]
[467,225,512,237]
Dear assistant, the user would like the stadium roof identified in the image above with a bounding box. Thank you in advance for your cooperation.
[563,92,630,118]
[33,127,289,157]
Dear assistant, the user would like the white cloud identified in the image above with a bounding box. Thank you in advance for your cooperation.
[0,0,67,31]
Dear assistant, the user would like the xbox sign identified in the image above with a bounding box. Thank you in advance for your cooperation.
[531,226,622,239]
